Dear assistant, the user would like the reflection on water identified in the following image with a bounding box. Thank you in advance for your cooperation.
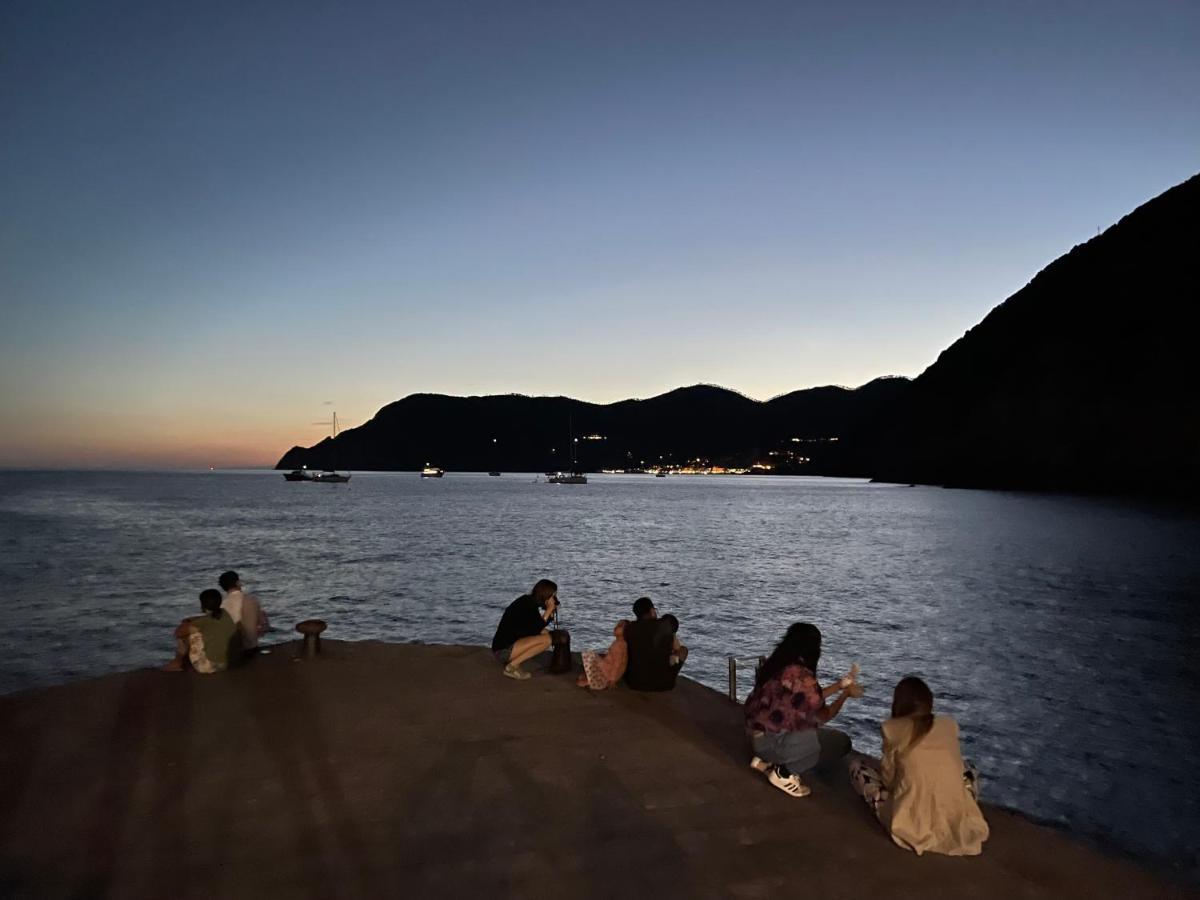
[2,470,1198,872]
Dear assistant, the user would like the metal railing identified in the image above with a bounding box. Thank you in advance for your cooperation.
[726,655,766,701]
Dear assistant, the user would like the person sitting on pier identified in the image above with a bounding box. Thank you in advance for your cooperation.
[219,570,270,652]
[848,676,989,856]
[744,622,859,797]
[623,597,684,692]
[491,578,559,681]
[661,613,688,668]
[576,619,629,691]
[162,589,242,673]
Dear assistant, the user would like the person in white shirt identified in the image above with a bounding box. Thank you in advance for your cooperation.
[219,570,270,651]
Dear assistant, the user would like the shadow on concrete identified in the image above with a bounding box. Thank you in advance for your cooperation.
[241,659,375,899]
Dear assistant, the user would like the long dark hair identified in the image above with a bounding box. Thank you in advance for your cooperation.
[891,676,935,747]
[199,588,223,619]
[756,623,822,688]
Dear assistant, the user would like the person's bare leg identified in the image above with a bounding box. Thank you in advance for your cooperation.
[507,633,551,670]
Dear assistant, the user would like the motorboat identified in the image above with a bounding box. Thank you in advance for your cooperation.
[312,471,350,483]
[547,472,587,484]
[421,466,444,478]
[283,469,313,482]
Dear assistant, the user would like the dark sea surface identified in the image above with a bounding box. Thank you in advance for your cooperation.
[2,470,1198,873]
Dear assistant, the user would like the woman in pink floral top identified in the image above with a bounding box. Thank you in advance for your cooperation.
[744,622,860,797]
[576,619,629,690]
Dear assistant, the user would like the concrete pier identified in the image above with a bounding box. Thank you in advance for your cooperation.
[0,641,1191,898]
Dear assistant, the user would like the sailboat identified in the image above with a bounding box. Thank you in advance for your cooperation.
[547,416,587,484]
[312,412,351,483]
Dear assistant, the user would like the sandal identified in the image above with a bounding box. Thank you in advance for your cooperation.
[766,765,811,798]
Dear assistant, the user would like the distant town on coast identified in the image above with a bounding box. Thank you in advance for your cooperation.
[278,173,1200,501]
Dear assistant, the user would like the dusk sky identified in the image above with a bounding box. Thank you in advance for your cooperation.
[2,1,1197,468]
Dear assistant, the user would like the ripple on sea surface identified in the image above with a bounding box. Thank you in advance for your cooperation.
[1,470,1199,875]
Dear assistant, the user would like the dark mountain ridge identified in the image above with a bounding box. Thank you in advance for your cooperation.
[873,171,1200,496]
[275,378,910,474]
[278,173,1199,497]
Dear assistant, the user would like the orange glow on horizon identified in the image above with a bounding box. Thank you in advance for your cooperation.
[0,421,307,470]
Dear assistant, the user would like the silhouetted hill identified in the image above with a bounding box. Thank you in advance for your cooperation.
[275,380,908,474]
[873,172,1200,497]
[278,174,1199,497]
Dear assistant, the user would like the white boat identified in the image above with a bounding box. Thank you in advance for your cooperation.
[421,465,444,478]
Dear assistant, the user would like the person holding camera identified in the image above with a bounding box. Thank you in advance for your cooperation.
[491,578,559,681]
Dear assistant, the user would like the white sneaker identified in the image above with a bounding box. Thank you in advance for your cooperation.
[766,766,810,798]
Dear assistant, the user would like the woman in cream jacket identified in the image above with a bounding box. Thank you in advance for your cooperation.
[849,676,989,856]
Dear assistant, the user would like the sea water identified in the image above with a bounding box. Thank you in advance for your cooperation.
[2,470,1198,874]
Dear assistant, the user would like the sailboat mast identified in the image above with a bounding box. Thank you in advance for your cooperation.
[330,411,338,472]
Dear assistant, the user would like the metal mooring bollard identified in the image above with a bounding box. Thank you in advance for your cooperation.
[728,656,737,701]
[295,619,327,658]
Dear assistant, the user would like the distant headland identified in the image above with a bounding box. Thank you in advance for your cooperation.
[277,173,1200,500]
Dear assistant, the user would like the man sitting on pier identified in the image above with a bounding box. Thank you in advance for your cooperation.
[219,570,270,652]
[491,578,559,681]
[623,596,684,692]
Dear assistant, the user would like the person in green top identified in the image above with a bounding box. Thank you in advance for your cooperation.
[162,589,242,673]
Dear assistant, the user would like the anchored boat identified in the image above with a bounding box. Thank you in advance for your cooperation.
[286,412,352,483]
[312,470,351,483]
[547,416,587,484]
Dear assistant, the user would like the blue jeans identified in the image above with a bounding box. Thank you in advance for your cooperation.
[752,728,851,775]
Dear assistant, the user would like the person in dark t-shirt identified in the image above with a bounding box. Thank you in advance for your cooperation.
[623,596,683,692]
[491,578,559,681]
